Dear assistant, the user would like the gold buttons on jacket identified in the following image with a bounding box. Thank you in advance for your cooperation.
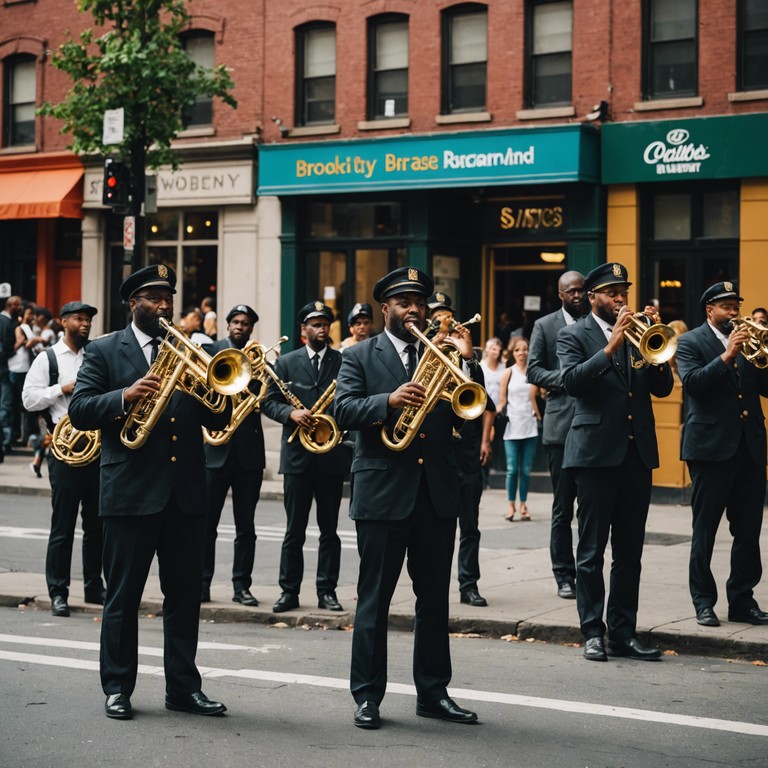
[628,392,633,398]
[743,410,749,417]
[172,435,178,441]
[418,458,424,465]
[171,456,177,462]
[419,433,426,439]
[627,414,633,420]
[629,435,635,440]
[170,417,176,423]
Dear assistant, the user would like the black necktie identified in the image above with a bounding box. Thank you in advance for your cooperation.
[406,344,418,378]
[312,352,320,380]
[149,338,160,363]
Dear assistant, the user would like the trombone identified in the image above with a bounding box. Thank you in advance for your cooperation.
[618,307,678,368]
[203,336,288,445]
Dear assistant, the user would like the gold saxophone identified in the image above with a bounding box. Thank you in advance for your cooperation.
[203,336,288,446]
[120,318,252,449]
[50,414,100,467]
[381,320,487,451]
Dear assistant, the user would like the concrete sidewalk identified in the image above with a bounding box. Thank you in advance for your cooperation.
[1,450,767,661]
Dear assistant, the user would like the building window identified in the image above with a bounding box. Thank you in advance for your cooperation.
[738,0,768,91]
[442,5,487,114]
[368,15,409,120]
[182,33,215,127]
[644,0,697,100]
[527,1,573,107]
[296,23,336,125]
[3,55,36,147]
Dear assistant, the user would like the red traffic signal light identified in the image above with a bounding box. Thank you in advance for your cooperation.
[102,158,129,207]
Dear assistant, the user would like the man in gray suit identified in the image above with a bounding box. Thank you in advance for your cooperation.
[527,271,585,600]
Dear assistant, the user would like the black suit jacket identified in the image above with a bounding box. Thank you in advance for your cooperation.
[203,337,266,471]
[0,313,15,368]
[335,332,464,520]
[676,321,768,464]
[527,308,576,446]
[261,345,349,476]
[69,325,230,516]
[557,313,673,470]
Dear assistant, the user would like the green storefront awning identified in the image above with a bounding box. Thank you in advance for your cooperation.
[258,124,600,196]
[602,113,768,184]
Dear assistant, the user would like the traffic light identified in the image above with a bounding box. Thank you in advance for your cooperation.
[102,158,129,208]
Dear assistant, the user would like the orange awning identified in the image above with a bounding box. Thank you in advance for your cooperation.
[0,167,84,220]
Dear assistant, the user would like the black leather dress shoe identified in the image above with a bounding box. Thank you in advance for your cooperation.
[51,596,70,617]
[583,636,607,661]
[272,592,299,613]
[105,693,132,720]
[84,589,106,605]
[416,697,478,724]
[232,589,259,606]
[353,700,381,729]
[728,606,768,625]
[557,581,576,600]
[606,637,661,660]
[696,607,720,627]
[318,592,343,611]
[165,691,227,716]
[460,589,488,607]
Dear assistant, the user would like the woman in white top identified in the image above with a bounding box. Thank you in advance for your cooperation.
[497,336,541,521]
[480,337,505,486]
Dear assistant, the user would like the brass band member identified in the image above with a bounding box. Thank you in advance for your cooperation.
[339,302,374,350]
[22,301,104,617]
[70,265,231,721]
[203,304,264,606]
[676,281,768,627]
[557,263,673,662]
[335,267,480,730]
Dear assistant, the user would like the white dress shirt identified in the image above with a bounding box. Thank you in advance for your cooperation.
[22,338,84,425]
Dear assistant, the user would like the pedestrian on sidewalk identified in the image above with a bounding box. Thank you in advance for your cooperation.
[676,281,768,628]
[527,270,586,600]
[21,301,104,618]
[557,262,673,663]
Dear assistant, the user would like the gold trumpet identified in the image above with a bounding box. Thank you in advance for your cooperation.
[426,312,482,338]
[50,415,100,466]
[381,320,487,451]
[618,307,678,368]
[203,336,288,446]
[727,318,768,368]
[120,318,252,449]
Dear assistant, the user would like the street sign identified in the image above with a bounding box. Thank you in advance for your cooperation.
[123,216,135,250]
[103,108,125,145]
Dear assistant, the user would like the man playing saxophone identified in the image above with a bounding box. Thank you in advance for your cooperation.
[335,266,480,730]
[22,301,104,618]
[69,265,231,721]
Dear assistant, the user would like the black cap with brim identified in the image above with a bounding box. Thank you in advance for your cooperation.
[226,304,259,324]
[119,264,177,301]
[298,301,334,324]
[700,281,743,308]
[373,266,434,303]
[583,262,632,293]
[60,301,98,318]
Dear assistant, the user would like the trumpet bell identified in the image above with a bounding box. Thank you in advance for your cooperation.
[207,348,253,396]
[450,381,487,420]
[637,324,678,366]
[298,413,341,454]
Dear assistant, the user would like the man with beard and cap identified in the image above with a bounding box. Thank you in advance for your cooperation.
[69,264,231,721]
[676,281,768,628]
[335,266,481,730]
[526,271,586,600]
[557,262,673,663]
[261,301,350,614]
[22,301,105,618]
[340,302,374,350]
[202,304,265,607]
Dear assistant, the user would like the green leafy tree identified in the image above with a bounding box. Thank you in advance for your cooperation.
[42,0,236,238]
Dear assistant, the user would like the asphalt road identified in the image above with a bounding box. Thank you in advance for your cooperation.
[1,607,767,768]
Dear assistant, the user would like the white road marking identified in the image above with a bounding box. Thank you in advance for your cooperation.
[0,636,766,737]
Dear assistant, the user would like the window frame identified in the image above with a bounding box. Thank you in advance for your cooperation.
[642,0,699,100]
[525,0,573,108]
[441,3,488,115]
[3,54,37,147]
[295,22,337,127]
[737,0,768,91]
[180,31,216,128]
[367,14,409,120]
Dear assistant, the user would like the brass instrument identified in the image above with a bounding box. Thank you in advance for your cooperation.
[50,414,101,467]
[618,307,678,368]
[287,379,343,454]
[203,336,288,446]
[727,318,768,368]
[120,318,252,449]
[426,312,482,338]
[381,320,487,451]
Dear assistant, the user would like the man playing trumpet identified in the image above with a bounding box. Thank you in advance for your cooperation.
[557,262,673,663]
[335,267,481,730]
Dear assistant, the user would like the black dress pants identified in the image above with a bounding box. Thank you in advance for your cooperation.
[688,437,765,613]
[351,477,457,705]
[100,497,205,697]
[204,455,263,593]
[280,462,343,595]
[458,468,482,593]
[573,442,651,642]
[546,442,577,585]
[45,455,102,599]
